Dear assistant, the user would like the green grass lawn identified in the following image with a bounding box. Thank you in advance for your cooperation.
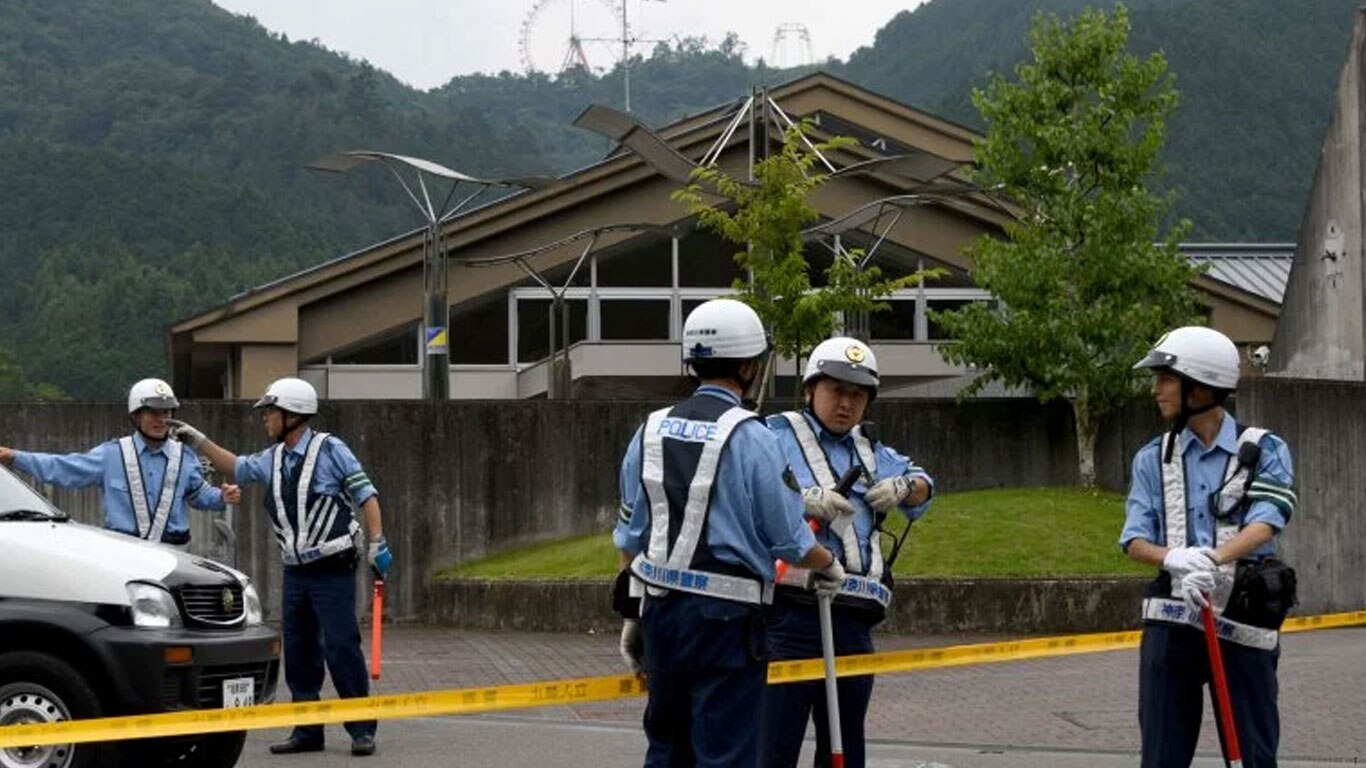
[441,487,1153,580]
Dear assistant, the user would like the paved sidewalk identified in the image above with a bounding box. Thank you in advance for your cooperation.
[301,625,1366,762]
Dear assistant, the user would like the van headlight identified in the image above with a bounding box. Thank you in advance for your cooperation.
[126,582,182,628]
[243,581,263,626]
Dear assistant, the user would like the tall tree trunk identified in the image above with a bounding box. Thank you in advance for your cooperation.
[1073,395,1098,487]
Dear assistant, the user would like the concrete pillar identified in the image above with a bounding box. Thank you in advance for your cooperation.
[1269,9,1366,379]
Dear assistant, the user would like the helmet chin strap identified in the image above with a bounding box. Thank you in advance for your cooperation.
[1163,377,1220,463]
[734,354,768,401]
[276,413,308,444]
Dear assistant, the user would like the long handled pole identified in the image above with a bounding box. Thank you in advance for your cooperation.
[817,465,862,768]
[771,464,863,768]
[817,591,845,768]
[1201,601,1243,768]
[370,578,385,681]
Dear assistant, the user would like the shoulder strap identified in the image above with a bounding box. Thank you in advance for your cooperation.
[147,440,184,543]
[781,411,837,488]
[118,437,151,538]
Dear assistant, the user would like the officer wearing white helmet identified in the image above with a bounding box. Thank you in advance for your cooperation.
[170,377,388,757]
[0,378,240,547]
[761,336,934,768]
[1122,326,1297,767]
[613,298,842,767]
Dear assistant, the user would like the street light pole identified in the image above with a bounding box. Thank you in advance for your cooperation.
[307,151,557,400]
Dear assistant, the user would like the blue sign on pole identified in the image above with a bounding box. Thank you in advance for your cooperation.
[425,326,448,356]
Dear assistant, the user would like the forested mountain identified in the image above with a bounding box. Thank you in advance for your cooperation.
[0,0,1357,397]
[842,0,1357,239]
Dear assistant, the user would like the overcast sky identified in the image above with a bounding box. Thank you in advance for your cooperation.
[211,0,929,90]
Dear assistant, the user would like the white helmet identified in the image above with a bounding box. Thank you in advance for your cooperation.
[127,378,179,414]
[681,299,769,363]
[1133,326,1240,390]
[804,337,879,390]
[253,377,319,415]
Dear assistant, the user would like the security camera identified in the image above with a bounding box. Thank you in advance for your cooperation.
[1248,345,1271,369]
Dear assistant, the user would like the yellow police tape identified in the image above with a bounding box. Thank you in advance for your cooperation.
[2,610,1362,749]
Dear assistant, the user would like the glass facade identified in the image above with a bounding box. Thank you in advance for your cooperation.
[325,226,992,369]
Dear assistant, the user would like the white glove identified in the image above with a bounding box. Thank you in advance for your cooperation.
[619,619,644,675]
[801,487,855,523]
[1162,546,1219,579]
[1179,570,1216,611]
[166,418,206,448]
[811,557,846,597]
[865,476,913,513]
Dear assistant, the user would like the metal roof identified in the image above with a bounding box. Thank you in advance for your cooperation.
[1181,243,1294,304]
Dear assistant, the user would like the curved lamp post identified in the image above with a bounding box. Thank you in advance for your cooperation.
[308,151,557,400]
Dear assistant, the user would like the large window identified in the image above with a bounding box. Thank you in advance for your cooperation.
[450,294,509,365]
[517,298,587,364]
[600,299,670,340]
[868,298,917,340]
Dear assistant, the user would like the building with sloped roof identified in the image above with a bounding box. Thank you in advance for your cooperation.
[167,73,1287,401]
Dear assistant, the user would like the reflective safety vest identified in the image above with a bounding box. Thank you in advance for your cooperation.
[1149,425,1276,648]
[117,436,185,542]
[773,412,891,611]
[264,432,359,566]
[628,393,773,606]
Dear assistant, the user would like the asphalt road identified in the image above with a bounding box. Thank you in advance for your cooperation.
[231,625,1366,767]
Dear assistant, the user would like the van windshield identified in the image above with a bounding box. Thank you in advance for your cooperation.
[0,465,64,519]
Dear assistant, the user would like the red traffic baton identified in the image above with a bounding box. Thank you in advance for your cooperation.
[1201,599,1243,768]
[370,578,385,681]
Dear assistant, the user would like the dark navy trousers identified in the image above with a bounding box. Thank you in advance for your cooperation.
[640,593,768,768]
[281,559,376,744]
[760,595,877,768]
[1139,621,1280,768]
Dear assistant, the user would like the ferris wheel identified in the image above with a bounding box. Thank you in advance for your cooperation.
[519,0,629,75]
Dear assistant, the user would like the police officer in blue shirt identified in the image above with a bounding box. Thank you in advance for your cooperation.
[761,337,933,768]
[614,299,844,768]
[0,378,239,547]
[171,377,392,758]
[1123,327,1297,768]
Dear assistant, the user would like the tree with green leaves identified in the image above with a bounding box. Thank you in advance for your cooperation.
[673,124,930,406]
[934,4,1201,486]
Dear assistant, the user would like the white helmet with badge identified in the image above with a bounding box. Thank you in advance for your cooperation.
[127,378,180,414]
[681,298,769,362]
[1133,326,1240,390]
[253,377,319,415]
[804,337,880,392]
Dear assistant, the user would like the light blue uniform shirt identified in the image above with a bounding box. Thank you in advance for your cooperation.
[234,427,377,507]
[768,410,934,567]
[1120,413,1293,559]
[13,433,225,536]
[615,385,817,580]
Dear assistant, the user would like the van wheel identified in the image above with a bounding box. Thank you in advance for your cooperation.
[0,651,116,768]
[135,730,246,768]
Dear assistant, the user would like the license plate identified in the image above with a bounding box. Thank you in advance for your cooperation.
[222,677,254,708]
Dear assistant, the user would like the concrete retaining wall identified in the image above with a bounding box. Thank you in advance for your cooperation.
[0,397,1158,622]
[1240,378,1366,614]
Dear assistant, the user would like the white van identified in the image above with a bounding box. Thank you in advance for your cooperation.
[0,463,279,768]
